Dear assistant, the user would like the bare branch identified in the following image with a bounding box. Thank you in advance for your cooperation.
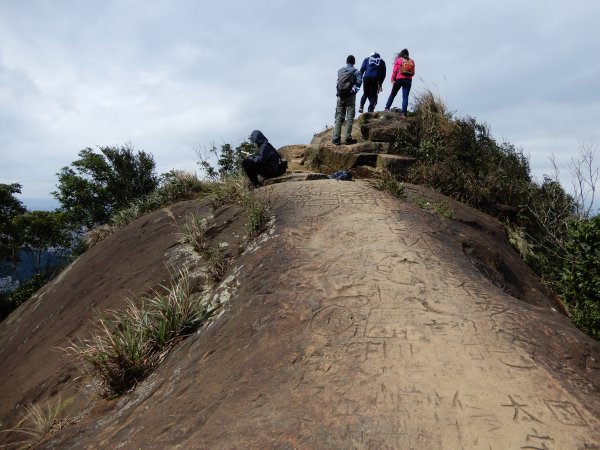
[569,142,599,218]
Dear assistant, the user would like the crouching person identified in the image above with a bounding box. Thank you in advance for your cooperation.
[242,130,283,187]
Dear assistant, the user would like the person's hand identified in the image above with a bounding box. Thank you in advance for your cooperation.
[378,84,383,93]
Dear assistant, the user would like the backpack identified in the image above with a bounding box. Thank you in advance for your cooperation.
[278,158,288,176]
[400,58,415,77]
[329,170,352,181]
[275,150,288,176]
[336,68,355,97]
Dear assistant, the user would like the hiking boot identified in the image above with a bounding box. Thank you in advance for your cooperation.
[344,138,358,145]
[332,138,341,145]
[358,108,364,113]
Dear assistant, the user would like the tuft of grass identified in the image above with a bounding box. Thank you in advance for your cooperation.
[179,212,210,253]
[3,398,66,448]
[245,199,271,238]
[144,270,214,348]
[373,171,406,198]
[84,224,115,249]
[208,174,252,211]
[84,171,213,248]
[414,196,454,220]
[201,243,230,283]
[67,301,155,396]
[66,268,214,396]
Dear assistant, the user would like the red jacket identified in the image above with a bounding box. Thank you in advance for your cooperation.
[391,57,415,81]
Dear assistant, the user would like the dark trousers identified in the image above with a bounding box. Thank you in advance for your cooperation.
[385,78,412,114]
[242,158,276,186]
[360,78,380,112]
[242,158,262,186]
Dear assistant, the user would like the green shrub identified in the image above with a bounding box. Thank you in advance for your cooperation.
[0,274,53,321]
[196,143,252,181]
[558,216,600,338]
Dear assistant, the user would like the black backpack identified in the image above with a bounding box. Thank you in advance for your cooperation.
[277,155,288,176]
[336,68,355,98]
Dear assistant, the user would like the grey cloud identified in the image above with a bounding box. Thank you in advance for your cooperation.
[1,0,599,200]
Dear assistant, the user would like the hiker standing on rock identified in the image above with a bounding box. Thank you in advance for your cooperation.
[242,130,283,187]
[384,49,415,117]
[332,55,362,146]
[359,52,386,114]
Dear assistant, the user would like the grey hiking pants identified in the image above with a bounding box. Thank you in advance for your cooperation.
[333,95,356,142]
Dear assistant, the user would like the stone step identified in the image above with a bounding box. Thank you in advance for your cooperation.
[263,172,328,186]
[360,113,415,143]
[376,154,416,175]
[287,158,306,172]
[349,165,383,179]
[278,145,307,160]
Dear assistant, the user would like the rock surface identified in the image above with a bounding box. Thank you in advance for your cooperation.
[1,180,598,449]
[1,111,600,448]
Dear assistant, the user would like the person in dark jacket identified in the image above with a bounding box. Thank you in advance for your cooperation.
[359,52,386,113]
[242,130,281,187]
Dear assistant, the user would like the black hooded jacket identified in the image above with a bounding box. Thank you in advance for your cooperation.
[248,130,280,176]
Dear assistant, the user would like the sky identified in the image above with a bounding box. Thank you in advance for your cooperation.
[1,0,599,208]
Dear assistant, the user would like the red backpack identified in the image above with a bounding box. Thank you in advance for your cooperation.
[399,58,415,77]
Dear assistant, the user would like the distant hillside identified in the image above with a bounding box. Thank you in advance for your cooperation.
[19,198,60,211]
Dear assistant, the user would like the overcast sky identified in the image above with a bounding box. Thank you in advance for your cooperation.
[1,0,599,206]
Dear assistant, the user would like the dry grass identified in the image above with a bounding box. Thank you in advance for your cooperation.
[2,398,66,449]
[179,212,210,253]
[84,224,115,249]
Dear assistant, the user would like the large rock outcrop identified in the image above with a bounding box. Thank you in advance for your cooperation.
[0,179,599,449]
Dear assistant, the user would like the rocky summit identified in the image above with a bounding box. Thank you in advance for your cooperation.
[1,113,599,449]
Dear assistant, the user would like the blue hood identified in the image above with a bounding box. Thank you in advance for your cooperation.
[249,130,268,146]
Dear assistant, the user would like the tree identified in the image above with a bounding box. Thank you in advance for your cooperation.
[53,144,159,228]
[196,142,254,181]
[14,211,72,276]
[0,183,27,270]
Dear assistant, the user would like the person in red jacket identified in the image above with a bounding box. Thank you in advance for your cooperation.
[384,49,415,117]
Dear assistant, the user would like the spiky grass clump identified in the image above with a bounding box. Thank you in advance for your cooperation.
[179,212,210,253]
[67,301,155,396]
[373,170,406,198]
[67,269,214,396]
[84,171,213,249]
[144,270,213,348]
[413,196,454,220]
[245,199,271,238]
[208,174,252,211]
[206,173,272,238]
[201,243,230,283]
[3,398,66,448]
